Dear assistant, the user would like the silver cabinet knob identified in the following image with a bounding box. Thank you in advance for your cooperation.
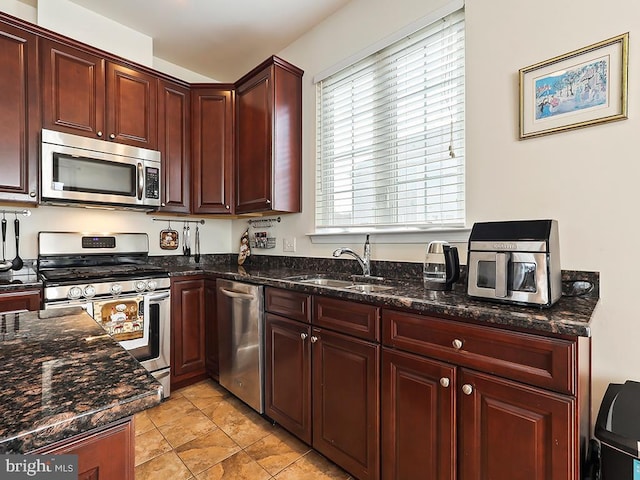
[161,202,166,207]
[266,199,271,204]
[462,384,473,395]
[109,133,116,139]
[300,333,308,340]
[29,191,36,197]
[225,205,230,210]
[452,339,463,350]
[97,131,103,137]
[440,377,450,388]
[310,336,318,343]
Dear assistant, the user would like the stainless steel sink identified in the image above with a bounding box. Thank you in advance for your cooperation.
[297,278,354,287]
[346,284,394,293]
[285,275,394,293]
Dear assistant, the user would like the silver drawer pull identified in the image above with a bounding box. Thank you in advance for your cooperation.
[452,339,463,350]
[310,336,318,343]
[462,384,473,395]
[440,377,450,388]
[300,333,308,340]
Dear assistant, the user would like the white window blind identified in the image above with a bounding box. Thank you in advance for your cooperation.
[315,9,465,232]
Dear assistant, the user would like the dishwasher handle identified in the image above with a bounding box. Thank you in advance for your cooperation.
[218,287,256,300]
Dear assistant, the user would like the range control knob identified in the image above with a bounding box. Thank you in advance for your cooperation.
[147,280,157,291]
[83,285,96,298]
[68,286,83,300]
[111,283,123,296]
[135,280,147,292]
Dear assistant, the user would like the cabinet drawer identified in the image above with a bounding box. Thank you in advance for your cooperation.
[383,309,576,395]
[266,287,311,323]
[314,296,380,341]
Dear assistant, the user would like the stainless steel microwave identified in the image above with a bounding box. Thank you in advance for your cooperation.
[41,129,161,210]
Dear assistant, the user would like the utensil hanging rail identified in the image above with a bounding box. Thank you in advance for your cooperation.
[152,218,205,225]
[247,216,280,228]
[0,209,31,217]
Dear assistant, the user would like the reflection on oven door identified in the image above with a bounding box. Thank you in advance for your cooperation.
[92,296,150,350]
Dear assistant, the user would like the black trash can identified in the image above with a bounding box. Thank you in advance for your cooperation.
[595,380,640,480]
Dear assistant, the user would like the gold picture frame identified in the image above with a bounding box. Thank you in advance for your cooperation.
[519,33,628,139]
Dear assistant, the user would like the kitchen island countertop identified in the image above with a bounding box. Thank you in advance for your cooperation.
[0,307,162,453]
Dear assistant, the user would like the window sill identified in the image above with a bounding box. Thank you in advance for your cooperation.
[307,227,471,244]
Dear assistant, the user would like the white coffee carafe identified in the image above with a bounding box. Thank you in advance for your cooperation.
[423,241,460,291]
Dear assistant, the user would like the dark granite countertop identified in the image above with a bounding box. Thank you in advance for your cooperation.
[0,307,162,453]
[159,257,598,338]
[0,265,42,292]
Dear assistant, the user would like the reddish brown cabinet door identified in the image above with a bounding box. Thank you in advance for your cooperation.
[37,419,134,480]
[0,289,41,313]
[265,313,312,444]
[0,22,39,203]
[171,277,206,389]
[312,327,380,480]
[191,86,234,214]
[158,79,191,213]
[41,39,105,139]
[235,56,302,214]
[459,369,575,480]
[106,62,157,149]
[204,277,219,380]
[382,348,456,480]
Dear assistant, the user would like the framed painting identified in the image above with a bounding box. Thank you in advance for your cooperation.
[519,33,628,139]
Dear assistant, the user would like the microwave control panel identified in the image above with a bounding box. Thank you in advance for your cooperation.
[145,167,160,199]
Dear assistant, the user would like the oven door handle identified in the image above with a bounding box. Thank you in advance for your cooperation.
[146,291,170,302]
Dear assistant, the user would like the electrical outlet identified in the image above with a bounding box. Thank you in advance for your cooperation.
[283,237,296,252]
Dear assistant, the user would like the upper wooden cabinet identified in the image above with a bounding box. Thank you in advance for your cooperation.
[0,21,39,203]
[191,86,235,214]
[158,79,191,213]
[41,39,158,150]
[235,56,302,214]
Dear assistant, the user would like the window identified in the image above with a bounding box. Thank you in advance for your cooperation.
[315,8,465,233]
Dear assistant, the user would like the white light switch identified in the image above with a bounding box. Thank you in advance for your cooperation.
[283,237,296,252]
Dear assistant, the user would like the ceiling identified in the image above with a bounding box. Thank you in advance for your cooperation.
[63,0,352,81]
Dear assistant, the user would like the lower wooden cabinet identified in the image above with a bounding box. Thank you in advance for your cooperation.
[36,418,134,480]
[382,308,589,480]
[171,276,206,389]
[265,313,312,443]
[382,348,455,480]
[312,327,379,480]
[458,369,575,480]
[265,288,380,480]
[0,289,41,313]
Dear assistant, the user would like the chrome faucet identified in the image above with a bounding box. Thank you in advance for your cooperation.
[333,234,371,277]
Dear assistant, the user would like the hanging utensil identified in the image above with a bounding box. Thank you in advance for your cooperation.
[194,224,200,263]
[185,223,191,256]
[0,215,12,272]
[182,222,187,256]
[11,215,23,271]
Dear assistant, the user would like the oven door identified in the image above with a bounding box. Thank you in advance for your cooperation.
[467,251,550,305]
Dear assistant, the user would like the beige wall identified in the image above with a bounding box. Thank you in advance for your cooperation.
[255,0,638,417]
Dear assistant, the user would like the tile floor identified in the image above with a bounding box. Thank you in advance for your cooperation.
[134,379,354,479]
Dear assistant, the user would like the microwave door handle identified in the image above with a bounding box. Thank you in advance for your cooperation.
[495,252,509,297]
[137,163,144,200]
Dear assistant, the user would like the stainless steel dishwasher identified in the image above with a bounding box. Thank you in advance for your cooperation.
[216,278,265,413]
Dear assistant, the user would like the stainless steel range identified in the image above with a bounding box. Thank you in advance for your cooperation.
[38,232,171,397]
